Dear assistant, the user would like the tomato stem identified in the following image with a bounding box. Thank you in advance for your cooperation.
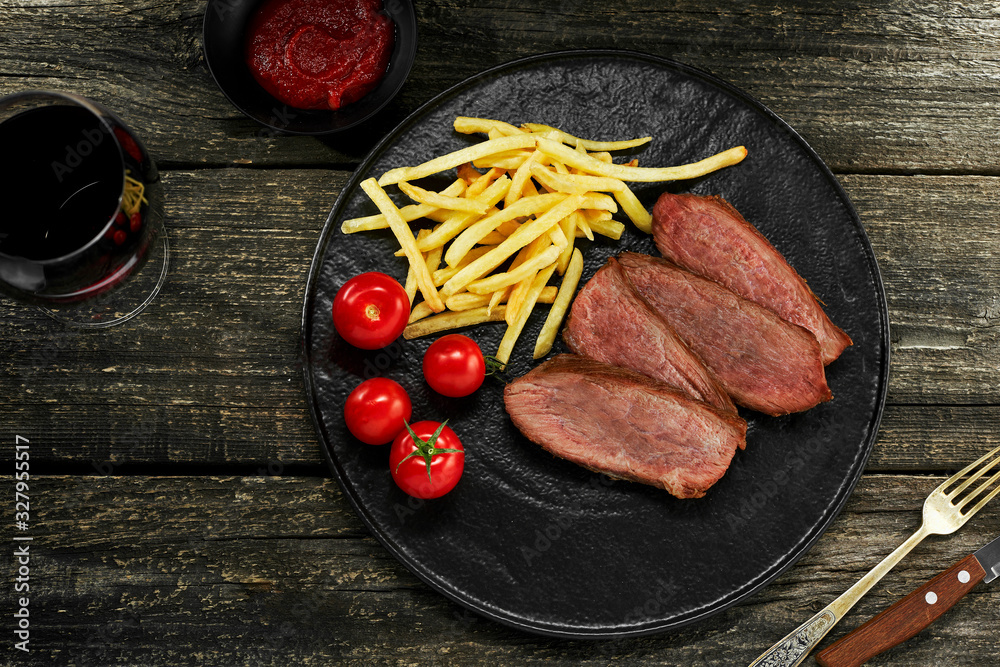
[484,355,509,382]
[396,420,463,483]
[365,303,381,321]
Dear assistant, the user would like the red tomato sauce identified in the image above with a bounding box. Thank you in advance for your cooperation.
[245,0,394,111]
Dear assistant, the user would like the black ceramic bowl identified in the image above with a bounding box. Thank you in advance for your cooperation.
[202,0,417,135]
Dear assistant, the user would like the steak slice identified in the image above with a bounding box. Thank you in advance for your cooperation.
[618,252,832,416]
[563,257,736,415]
[652,192,852,365]
[504,355,748,499]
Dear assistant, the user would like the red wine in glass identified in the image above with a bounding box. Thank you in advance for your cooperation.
[0,91,168,327]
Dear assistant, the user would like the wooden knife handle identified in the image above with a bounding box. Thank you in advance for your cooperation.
[815,554,986,667]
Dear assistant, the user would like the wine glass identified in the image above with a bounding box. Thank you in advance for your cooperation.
[0,90,169,327]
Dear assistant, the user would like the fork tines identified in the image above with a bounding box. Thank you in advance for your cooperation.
[941,445,1000,514]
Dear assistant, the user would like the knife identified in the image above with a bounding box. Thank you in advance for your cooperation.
[814,532,1000,667]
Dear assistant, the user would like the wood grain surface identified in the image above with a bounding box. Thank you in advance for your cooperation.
[1,0,999,665]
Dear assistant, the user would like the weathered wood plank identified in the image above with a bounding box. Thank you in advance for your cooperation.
[844,174,1000,405]
[1,170,999,468]
[0,1,998,172]
[9,474,999,665]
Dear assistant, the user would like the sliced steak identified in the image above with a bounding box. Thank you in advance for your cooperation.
[618,252,832,416]
[563,257,736,415]
[652,192,852,365]
[504,355,747,499]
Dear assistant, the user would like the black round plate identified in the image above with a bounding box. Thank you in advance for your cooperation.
[301,50,890,639]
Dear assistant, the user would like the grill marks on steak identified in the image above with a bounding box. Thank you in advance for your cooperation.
[503,355,748,499]
[652,193,852,365]
[563,257,736,415]
[618,252,832,416]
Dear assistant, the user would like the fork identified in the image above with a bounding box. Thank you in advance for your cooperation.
[748,445,1000,667]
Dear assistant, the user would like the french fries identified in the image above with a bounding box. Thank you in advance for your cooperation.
[343,117,747,366]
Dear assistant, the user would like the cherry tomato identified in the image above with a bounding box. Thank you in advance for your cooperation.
[422,334,486,397]
[389,421,464,499]
[332,272,410,349]
[344,378,412,445]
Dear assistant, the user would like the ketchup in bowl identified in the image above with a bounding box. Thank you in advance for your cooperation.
[245,0,394,111]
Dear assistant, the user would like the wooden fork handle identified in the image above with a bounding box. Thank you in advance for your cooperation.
[815,554,986,667]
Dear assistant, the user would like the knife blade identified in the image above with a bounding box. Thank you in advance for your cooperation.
[814,532,1000,667]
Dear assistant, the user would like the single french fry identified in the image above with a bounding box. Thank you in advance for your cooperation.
[522,123,652,151]
[495,262,558,365]
[444,192,567,268]
[405,228,433,304]
[487,287,505,316]
[478,231,508,245]
[445,291,504,312]
[379,134,536,186]
[570,209,593,241]
[456,162,481,183]
[360,178,445,312]
[530,163,627,195]
[403,305,507,339]
[536,286,559,303]
[425,236,443,276]
[441,193,615,296]
[584,211,625,240]
[471,155,532,171]
[547,220,569,248]
[454,116,525,136]
[614,184,652,233]
[341,178,466,233]
[504,150,541,207]
[496,219,521,236]
[466,244,561,295]
[585,209,614,222]
[408,300,435,323]
[536,138,747,182]
[404,264,417,305]
[398,181,488,214]
[534,248,584,359]
[500,243,534,322]
[465,166,506,198]
[521,178,540,198]
[447,286,557,312]
[556,212,577,275]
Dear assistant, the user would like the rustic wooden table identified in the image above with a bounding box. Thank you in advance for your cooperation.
[2,1,999,665]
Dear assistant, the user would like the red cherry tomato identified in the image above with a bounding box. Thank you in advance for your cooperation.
[389,421,464,499]
[422,334,486,397]
[332,272,410,349]
[344,378,412,445]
